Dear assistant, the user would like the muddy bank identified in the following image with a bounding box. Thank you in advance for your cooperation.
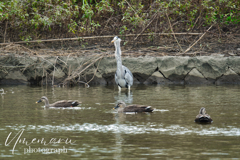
[1,54,240,85]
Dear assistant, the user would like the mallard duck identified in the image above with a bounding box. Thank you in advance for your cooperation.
[195,107,213,123]
[36,96,81,107]
[113,101,154,113]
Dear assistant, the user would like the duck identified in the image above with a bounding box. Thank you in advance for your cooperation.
[195,107,213,123]
[113,101,154,113]
[36,96,81,107]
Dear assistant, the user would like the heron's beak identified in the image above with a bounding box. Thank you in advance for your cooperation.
[111,40,115,43]
[36,99,42,103]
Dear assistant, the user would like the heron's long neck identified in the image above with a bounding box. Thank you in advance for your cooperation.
[115,41,124,78]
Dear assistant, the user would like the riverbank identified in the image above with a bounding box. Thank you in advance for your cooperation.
[1,54,240,85]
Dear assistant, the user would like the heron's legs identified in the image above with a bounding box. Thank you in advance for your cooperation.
[128,85,131,93]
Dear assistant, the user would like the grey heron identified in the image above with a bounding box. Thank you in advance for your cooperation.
[111,36,133,91]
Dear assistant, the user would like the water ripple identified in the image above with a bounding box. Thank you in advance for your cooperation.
[5,123,240,136]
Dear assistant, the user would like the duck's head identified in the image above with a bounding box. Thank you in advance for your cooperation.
[36,96,48,104]
[113,101,126,110]
[111,36,121,43]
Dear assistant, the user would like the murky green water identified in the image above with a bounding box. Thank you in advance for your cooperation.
[0,84,240,159]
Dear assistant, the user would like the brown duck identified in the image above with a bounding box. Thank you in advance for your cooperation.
[114,101,154,113]
[36,96,81,107]
[195,107,213,123]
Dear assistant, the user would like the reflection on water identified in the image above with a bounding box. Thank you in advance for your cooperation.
[114,91,133,104]
[0,84,240,159]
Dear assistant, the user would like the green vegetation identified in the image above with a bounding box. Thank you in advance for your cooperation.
[0,0,239,42]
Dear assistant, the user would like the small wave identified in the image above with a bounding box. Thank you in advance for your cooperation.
[41,106,92,110]
[5,123,240,136]
[153,109,169,112]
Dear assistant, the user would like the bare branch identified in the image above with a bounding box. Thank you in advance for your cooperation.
[166,13,183,52]
[180,24,214,54]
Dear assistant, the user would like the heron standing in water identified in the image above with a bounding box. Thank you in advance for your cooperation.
[111,36,133,91]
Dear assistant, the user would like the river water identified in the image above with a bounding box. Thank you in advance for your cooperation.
[0,84,240,159]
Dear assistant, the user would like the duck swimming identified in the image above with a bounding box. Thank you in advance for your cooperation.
[36,96,81,107]
[195,107,213,123]
[114,101,154,113]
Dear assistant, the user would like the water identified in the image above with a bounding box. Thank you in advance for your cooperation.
[0,84,240,159]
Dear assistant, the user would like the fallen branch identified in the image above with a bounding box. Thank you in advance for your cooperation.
[134,9,160,41]
[38,56,60,73]
[180,24,214,54]
[78,81,90,88]
[189,11,202,32]
[125,0,140,18]
[86,57,102,85]
[61,53,108,86]
[99,15,113,35]
[20,45,39,55]
[4,21,8,43]
[166,13,183,52]
[0,43,38,55]
[0,33,205,46]
[52,56,58,86]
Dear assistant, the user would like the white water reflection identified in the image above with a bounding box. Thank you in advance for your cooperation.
[0,88,6,94]
[41,106,92,110]
[114,91,133,104]
[5,123,240,136]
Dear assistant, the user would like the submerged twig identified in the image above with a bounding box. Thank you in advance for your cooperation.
[78,81,90,88]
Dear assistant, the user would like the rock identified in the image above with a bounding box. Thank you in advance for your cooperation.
[195,56,228,80]
[82,70,107,85]
[0,66,8,79]
[97,57,116,84]
[1,70,28,84]
[227,57,240,74]
[1,55,240,85]
[216,68,240,85]
[124,57,157,83]
[144,71,172,84]
[49,69,66,84]
[185,68,212,84]
[157,56,192,82]
[49,69,65,79]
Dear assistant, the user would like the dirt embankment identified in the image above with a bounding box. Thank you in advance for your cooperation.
[0,26,240,86]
